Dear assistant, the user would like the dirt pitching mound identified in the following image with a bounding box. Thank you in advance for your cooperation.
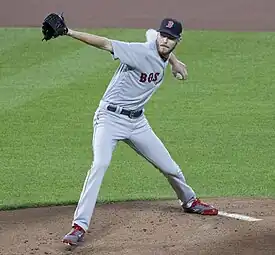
[0,198,275,255]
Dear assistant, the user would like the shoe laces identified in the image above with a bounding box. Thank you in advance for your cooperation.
[193,198,210,207]
[71,224,84,234]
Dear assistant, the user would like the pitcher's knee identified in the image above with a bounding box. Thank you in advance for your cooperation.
[159,163,182,176]
[91,159,110,172]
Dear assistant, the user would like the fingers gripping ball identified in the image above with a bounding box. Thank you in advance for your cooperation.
[176,73,184,80]
[42,12,68,41]
[173,71,184,80]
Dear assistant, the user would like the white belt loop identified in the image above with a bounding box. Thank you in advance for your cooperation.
[98,100,108,110]
[99,100,123,114]
[114,105,122,114]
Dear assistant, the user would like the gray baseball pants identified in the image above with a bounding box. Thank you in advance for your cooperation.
[72,101,196,231]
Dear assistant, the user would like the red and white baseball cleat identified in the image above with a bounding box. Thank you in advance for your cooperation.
[183,198,218,215]
[62,224,85,246]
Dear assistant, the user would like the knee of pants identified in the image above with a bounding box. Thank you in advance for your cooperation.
[91,158,111,173]
[158,161,182,176]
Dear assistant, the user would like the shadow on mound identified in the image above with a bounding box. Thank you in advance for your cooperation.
[0,198,274,255]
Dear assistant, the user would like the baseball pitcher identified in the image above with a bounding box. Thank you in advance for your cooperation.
[41,13,219,246]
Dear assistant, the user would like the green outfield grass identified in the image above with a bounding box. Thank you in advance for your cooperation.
[0,28,274,210]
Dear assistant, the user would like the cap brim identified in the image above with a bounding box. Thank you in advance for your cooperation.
[157,28,180,39]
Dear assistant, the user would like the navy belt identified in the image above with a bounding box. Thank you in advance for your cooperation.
[107,105,143,119]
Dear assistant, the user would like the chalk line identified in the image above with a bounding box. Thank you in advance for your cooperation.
[218,211,263,222]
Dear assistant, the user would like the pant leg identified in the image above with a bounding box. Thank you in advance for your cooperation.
[127,118,196,205]
[73,109,121,231]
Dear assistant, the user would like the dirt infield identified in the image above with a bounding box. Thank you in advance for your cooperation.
[1,0,275,254]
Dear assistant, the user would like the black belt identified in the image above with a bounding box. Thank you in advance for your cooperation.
[107,105,143,119]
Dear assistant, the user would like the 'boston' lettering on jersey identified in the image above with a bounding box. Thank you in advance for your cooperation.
[139,72,160,83]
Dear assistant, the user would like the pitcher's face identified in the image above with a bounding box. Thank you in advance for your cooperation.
[156,32,178,58]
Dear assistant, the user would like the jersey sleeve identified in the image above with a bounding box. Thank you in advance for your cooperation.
[110,40,145,68]
[145,29,157,42]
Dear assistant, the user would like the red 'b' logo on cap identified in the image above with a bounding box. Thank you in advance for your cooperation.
[166,21,174,28]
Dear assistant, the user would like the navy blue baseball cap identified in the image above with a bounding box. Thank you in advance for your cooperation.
[157,18,183,40]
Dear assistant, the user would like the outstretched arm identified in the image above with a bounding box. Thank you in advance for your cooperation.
[66,29,113,53]
[67,28,144,69]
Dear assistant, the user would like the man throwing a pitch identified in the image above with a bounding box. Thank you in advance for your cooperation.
[41,13,218,246]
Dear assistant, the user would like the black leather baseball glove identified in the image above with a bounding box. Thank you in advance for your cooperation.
[42,12,68,41]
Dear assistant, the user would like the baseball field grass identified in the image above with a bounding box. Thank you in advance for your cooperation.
[1,28,275,210]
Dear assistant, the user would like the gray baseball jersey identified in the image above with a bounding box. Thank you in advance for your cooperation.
[101,40,169,111]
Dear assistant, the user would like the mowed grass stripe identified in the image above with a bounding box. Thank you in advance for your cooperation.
[0,28,146,111]
[0,47,112,110]
[0,29,275,209]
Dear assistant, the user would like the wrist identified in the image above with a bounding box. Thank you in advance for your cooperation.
[66,28,73,36]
